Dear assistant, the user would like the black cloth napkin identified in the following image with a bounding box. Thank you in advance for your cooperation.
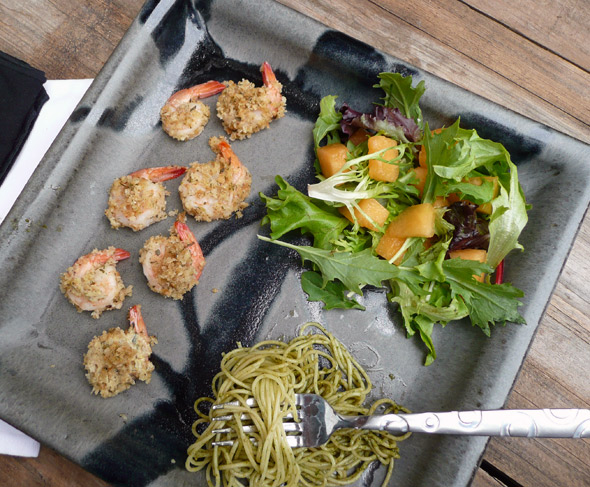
[0,51,49,185]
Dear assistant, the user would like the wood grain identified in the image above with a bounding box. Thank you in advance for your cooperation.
[277,0,590,144]
[0,446,109,487]
[0,0,144,79]
[465,0,590,71]
[1,0,589,486]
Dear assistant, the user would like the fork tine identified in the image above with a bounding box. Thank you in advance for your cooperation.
[211,398,259,422]
[212,413,251,422]
[285,435,305,448]
[212,398,257,410]
[212,421,302,437]
[282,421,303,433]
[213,412,296,422]
[207,395,318,449]
[211,439,236,447]
[212,424,257,435]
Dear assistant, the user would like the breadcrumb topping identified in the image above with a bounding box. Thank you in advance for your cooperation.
[139,234,199,300]
[59,247,132,319]
[160,100,210,141]
[105,176,169,231]
[84,326,157,398]
[216,79,286,140]
[179,136,252,222]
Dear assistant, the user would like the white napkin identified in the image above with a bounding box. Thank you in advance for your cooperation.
[0,78,93,225]
[0,78,92,456]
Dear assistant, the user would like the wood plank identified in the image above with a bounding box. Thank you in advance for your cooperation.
[472,469,508,487]
[2,446,109,486]
[465,0,590,71]
[0,0,143,79]
[484,437,589,487]
[277,0,590,144]
[0,1,64,59]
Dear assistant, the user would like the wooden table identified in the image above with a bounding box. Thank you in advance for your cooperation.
[1,0,589,485]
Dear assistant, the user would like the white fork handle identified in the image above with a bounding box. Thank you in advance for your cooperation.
[353,409,590,438]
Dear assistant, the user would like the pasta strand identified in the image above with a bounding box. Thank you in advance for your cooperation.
[186,323,410,486]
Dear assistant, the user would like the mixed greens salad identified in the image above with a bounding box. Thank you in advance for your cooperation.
[259,73,528,365]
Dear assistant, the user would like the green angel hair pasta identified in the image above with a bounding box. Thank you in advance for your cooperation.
[186,323,410,487]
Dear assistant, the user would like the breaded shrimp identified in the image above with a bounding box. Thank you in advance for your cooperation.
[216,62,286,140]
[178,136,251,222]
[84,304,157,398]
[105,166,186,231]
[139,214,205,300]
[60,247,133,319]
[160,80,226,141]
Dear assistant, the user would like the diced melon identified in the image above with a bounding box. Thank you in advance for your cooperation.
[375,234,407,264]
[382,203,435,239]
[418,146,427,167]
[410,166,428,196]
[339,199,389,231]
[468,176,499,215]
[448,249,487,262]
[317,143,348,178]
[368,135,399,182]
[433,196,449,208]
[446,193,460,204]
[448,249,487,282]
[349,128,370,146]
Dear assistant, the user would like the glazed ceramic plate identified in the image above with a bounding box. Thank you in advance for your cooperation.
[1,0,589,486]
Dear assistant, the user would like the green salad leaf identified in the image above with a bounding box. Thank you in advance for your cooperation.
[257,236,424,295]
[442,259,525,335]
[260,176,348,249]
[376,72,425,126]
[313,95,342,148]
[301,271,365,310]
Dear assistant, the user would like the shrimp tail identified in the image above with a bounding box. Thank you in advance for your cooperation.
[174,219,206,280]
[191,80,226,99]
[260,62,285,119]
[129,165,187,183]
[128,304,148,337]
[113,248,131,262]
[81,247,129,265]
[167,80,225,107]
[261,62,277,87]
[221,140,239,167]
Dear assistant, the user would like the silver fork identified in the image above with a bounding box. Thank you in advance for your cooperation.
[211,393,590,448]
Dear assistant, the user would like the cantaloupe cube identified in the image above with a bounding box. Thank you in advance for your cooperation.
[433,196,449,208]
[368,135,399,182]
[339,199,390,231]
[349,128,370,146]
[410,166,428,196]
[468,176,499,215]
[375,234,407,264]
[448,249,487,262]
[382,203,435,238]
[418,146,427,167]
[446,193,460,204]
[448,248,487,282]
[317,143,348,178]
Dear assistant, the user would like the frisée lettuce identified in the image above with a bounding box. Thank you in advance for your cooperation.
[259,72,528,365]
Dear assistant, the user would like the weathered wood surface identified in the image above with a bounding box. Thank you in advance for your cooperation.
[1,0,589,485]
